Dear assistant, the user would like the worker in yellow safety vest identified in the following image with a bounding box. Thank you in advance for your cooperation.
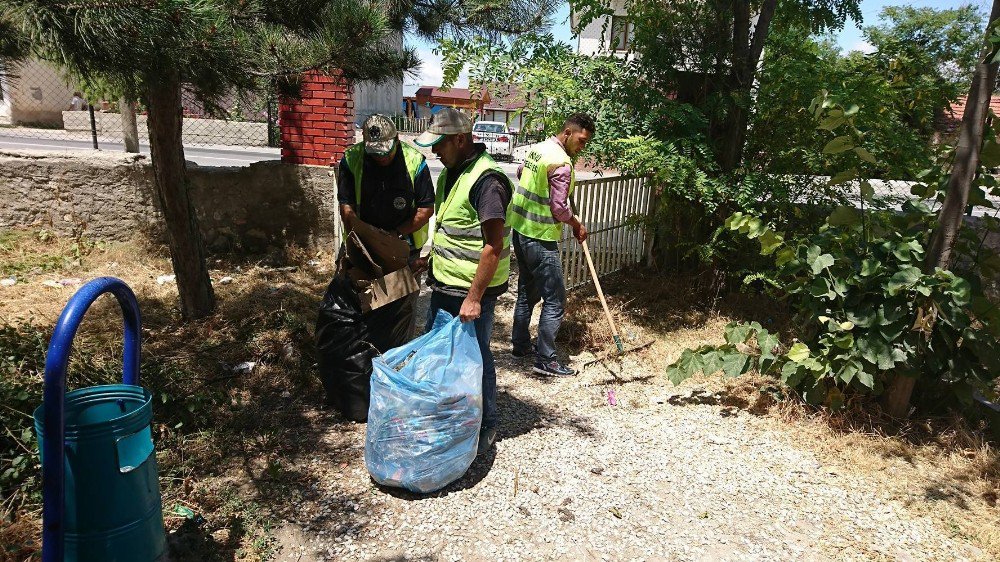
[509,113,596,377]
[338,114,433,252]
[333,113,433,355]
[414,108,513,456]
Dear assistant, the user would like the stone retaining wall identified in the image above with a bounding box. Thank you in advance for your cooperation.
[0,149,341,253]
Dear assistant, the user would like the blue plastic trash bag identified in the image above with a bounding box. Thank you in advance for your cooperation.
[365,310,483,493]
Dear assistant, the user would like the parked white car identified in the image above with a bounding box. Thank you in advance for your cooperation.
[472,121,513,161]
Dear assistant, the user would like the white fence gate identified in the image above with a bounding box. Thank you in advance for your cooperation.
[559,176,654,291]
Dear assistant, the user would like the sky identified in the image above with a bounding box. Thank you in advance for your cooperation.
[403,0,991,96]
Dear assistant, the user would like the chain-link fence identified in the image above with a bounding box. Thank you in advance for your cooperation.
[0,59,279,151]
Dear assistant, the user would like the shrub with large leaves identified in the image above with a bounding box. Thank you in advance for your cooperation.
[666,322,782,385]
[666,94,1000,411]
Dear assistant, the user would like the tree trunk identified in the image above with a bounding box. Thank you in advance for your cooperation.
[717,93,749,172]
[883,0,1000,418]
[146,73,215,320]
[717,0,777,172]
[119,98,139,153]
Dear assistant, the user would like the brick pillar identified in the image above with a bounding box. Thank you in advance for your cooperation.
[279,71,355,166]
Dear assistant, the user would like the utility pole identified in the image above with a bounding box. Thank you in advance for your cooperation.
[88,104,98,149]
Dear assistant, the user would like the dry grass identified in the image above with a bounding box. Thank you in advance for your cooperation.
[559,266,786,369]
[768,399,1000,558]
[0,228,337,561]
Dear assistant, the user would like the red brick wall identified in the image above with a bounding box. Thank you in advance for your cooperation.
[279,71,355,166]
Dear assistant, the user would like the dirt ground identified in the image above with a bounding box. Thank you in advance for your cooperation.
[1,231,998,561]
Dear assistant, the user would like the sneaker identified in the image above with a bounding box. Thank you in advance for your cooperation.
[477,426,497,455]
[532,359,577,377]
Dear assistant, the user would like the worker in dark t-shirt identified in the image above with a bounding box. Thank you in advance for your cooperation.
[413,108,513,455]
[335,114,433,349]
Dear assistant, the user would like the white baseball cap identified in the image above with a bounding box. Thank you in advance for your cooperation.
[415,108,473,147]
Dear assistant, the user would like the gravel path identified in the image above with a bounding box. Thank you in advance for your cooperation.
[268,290,988,562]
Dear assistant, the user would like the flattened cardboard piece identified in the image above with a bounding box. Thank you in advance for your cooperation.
[346,219,410,275]
[340,228,418,313]
[364,267,419,311]
[346,231,382,280]
[344,265,418,312]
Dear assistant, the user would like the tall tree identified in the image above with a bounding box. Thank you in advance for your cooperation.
[0,11,27,79]
[570,0,861,172]
[752,3,986,179]
[863,4,986,137]
[884,0,1000,418]
[3,0,555,319]
[865,4,985,91]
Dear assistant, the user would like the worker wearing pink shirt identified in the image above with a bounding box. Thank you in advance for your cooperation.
[508,113,596,377]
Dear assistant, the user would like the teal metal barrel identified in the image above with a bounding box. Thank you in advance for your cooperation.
[33,277,166,562]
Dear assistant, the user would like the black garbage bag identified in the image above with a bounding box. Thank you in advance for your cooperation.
[315,274,415,421]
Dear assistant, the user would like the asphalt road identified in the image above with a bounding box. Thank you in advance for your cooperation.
[0,131,281,167]
[0,131,527,181]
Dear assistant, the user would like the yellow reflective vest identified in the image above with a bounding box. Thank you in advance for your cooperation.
[508,138,575,242]
[430,151,512,289]
[343,141,429,249]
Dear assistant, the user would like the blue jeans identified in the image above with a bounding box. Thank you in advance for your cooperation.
[425,291,499,430]
[511,231,565,361]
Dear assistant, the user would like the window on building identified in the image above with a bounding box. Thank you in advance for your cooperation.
[610,16,633,52]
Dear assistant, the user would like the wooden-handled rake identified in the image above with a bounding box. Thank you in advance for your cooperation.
[578,238,655,367]
[581,238,625,353]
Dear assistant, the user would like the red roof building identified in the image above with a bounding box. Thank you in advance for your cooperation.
[937,94,1000,140]
[401,84,534,132]
[482,86,530,132]
[409,86,489,117]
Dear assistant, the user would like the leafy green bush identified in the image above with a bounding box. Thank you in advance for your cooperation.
[667,321,782,384]
[0,323,48,515]
[666,94,1000,412]
[615,128,858,279]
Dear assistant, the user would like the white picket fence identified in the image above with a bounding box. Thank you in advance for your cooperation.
[559,176,654,290]
[391,115,431,133]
